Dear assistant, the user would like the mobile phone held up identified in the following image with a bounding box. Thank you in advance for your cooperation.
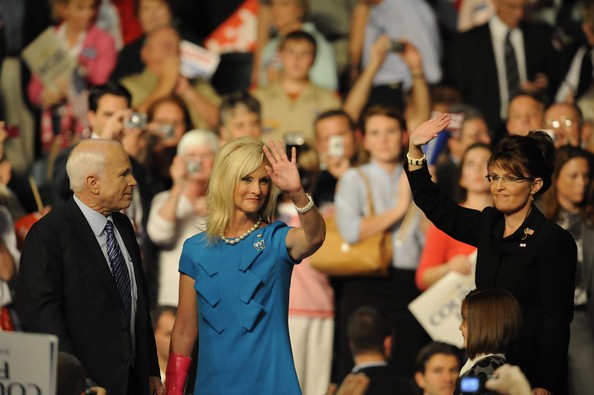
[456,376,487,394]
[387,39,405,53]
[328,135,345,159]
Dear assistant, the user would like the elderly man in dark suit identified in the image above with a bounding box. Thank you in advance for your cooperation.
[17,139,163,395]
[446,0,559,136]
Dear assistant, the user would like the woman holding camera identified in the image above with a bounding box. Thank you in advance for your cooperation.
[406,114,576,395]
[146,129,219,307]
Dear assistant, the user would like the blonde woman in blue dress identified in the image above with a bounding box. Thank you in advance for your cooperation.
[165,137,325,394]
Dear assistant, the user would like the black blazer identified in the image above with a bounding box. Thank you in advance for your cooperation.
[354,365,420,395]
[445,22,559,132]
[17,198,160,394]
[581,224,594,336]
[406,165,576,395]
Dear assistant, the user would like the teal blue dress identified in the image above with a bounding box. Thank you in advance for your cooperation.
[179,220,302,395]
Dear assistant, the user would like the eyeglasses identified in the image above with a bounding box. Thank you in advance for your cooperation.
[485,174,534,184]
[545,117,575,129]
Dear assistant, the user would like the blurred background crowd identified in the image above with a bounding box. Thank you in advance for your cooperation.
[1,0,594,394]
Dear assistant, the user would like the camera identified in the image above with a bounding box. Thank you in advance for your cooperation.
[283,131,305,160]
[186,160,201,174]
[387,39,405,53]
[328,135,345,159]
[456,376,486,394]
[158,123,175,138]
[124,112,147,129]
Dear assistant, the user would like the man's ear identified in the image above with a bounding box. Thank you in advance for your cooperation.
[384,335,393,360]
[414,371,425,389]
[87,110,96,130]
[86,174,100,194]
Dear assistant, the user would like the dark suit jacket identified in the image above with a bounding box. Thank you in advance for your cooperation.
[446,21,559,132]
[354,365,420,395]
[51,147,161,307]
[581,224,594,336]
[17,198,160,394]
[406,165,576,395]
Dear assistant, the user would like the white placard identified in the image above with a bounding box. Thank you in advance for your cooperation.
[0,331,58,394]
[409,254,477,348]
[22,28,76,90]
[180,40,220,80]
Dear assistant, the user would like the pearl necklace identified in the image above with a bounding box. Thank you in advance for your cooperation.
[220,216,262,245]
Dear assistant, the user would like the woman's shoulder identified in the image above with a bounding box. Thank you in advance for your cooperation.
[466,355,507,378]
[182,231,209,250]
[263,220,290,237]
[533,207,577,245]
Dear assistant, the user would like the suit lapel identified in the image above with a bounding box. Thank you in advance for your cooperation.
[65,198,123,308]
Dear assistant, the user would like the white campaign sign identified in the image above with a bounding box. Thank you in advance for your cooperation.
[0,331,58,394]
[409,253,477,348]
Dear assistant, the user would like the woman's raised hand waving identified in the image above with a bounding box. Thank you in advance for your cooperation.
[263,141,302,194]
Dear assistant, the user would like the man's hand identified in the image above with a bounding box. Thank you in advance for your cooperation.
[368,35,390,70]
[149,376,164,395]
[88,386,107,395]
[521,73,548,93]
[102,109,133,141]
[400,40,423,73]
[157,57,181,94]
[169,155,189,186]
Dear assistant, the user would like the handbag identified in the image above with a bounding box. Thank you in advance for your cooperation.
[310,169,393,276]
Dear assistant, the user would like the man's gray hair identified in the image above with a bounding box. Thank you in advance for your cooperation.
[66,139,119,192]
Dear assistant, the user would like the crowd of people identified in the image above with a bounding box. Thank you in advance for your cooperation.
[1,0,594,394]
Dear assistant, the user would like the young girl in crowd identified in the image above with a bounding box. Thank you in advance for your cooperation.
[28,0,116,151]
[459,288,522,394]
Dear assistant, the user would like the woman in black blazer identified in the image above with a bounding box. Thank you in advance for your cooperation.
[405,114,576,395]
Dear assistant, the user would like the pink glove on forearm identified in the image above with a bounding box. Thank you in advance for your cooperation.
[165,353,192,395]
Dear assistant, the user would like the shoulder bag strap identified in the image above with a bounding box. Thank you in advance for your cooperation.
[356,168,376,216]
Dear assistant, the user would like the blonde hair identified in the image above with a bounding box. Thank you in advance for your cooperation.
[205,137,278,243]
